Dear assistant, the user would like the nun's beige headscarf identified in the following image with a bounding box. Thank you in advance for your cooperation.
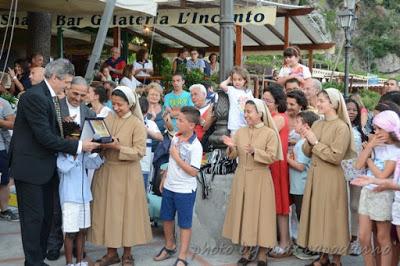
[252,98,284,161]
[113,86,143,122]
[324,88,356,159]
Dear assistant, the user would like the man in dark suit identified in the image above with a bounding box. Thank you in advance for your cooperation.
[46,76,96,260]
[10,59,99,266]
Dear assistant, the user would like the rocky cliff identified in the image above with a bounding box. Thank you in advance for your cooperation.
[275,0,400,76]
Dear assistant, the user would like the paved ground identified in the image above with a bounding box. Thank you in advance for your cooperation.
[0,214,365,266]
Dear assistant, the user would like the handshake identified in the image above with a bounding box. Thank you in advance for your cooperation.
[82,137,120,153]
[82,139,100,152]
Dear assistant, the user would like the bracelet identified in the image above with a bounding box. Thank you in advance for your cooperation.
[313,140,319,146]
[12,76,17,80]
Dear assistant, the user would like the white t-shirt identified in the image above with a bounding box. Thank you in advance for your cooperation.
[226,86,254,132]
[134,60,153,77]
[164,134,203,193]
[145,118,161,135]
[366,144,400,190]
[120,76,141,90]
[140,118,161,173]
[97,106,113,118]
[394,161,400,202]
[66,99,81,126]
[278,63,311,80]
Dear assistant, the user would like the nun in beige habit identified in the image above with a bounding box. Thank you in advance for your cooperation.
[88,86,152,266]
[298,88,356,266]
[222,98,283,266]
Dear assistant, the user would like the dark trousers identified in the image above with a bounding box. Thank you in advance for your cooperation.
[47,177,63,252]
[290,194,303,221]
[15,178,55,266]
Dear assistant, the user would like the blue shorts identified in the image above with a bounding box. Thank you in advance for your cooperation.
[160,188,196,229]
[0,150,9,185]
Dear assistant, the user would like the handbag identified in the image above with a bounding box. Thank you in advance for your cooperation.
[197,149,237,199]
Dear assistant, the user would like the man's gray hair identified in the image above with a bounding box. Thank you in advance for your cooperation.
[189,84,207,97]
[312,78,322,92]
[44,58,75,80]
[71,76,88,88]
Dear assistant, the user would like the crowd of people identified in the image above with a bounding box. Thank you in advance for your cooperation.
[1,45,400,266]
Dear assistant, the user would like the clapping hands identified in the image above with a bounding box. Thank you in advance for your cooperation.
[299,124,318,145]
[222,135,235,148]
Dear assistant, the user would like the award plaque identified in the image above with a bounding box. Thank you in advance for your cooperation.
[81,118,113,143]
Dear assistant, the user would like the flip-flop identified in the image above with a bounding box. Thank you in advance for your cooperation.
[173,258,188,266]
[153,246,177,261]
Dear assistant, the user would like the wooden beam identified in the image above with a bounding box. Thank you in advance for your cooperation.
[243,28,265,46]
[205,26,220,36]
[235,25,243,66]
[113,27,121,48]
[174,26,215,47]
[265,24,284,42]
[164,43,336,53]
[180,0,187,8]
[284,15,289,48]
[277,7,314,17]
[151,27,193,48]
[308,49,313,74]
[291,16,318,44]
[158,3,219,10]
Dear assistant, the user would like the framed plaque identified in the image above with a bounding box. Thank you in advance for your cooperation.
[81,118,113,143]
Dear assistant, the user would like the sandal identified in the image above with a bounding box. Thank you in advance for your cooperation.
[268,246,292,258]
[121,254,134,266]
[237,257,251,265]
[257,259,268,266]
[95,254,121,266]
[153,246,177,261]
[305,257,330,266]
[173,258,188,266]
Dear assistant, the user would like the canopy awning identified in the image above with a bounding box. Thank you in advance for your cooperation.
[0,0,157,16]
[142,0,334,53]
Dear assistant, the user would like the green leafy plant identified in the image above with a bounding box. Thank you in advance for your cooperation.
[322,81,344,92]
[1,92,18,110]
[360,89,381,110]
[159,57,173,92]
[184,69,206,89]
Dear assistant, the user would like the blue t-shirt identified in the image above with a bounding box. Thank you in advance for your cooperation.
[164,90,193,131]
[186,59,205,72]
[289,139,311,195]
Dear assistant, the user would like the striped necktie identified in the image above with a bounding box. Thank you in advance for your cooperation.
[52,96,64,138]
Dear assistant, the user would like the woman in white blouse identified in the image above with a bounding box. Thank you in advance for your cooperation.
[88,85,113,118]
[134,49,153,82]
[120,64,142,91]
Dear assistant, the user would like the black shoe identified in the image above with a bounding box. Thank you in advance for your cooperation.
[257,260,267,266]
[46,249,60,261]
[0,209,19,221]
[237,257,251,266]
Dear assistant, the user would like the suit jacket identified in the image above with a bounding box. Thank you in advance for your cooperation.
[10,81,79,185]
[59,97,96,127]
